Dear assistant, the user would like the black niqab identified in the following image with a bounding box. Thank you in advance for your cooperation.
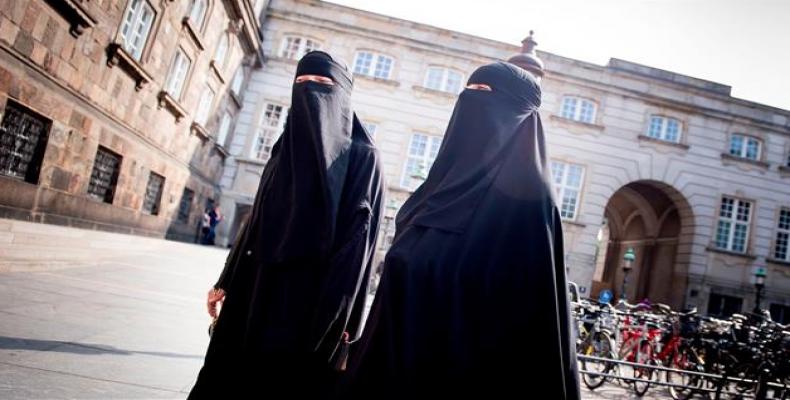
[188,51,384,398]
[344,62,581,399]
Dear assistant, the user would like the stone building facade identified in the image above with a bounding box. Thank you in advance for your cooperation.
[223,0,790,319]
[0,0,265,241]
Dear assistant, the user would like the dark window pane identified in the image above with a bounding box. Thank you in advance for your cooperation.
[87,146,122,204]
[142,172,165,215]
[0,100,51,184]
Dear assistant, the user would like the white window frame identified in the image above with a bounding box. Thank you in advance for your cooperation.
[279,36,321,60]
[353,51,394,80]
[230,67,245,95]
[400,132,441,190]
[715,196,752,253]
[362,122,377,138]
[164,48,191,100]
[560,96,597,124]
[194,85,215,126]
[186,0,207,28]
[550,161,585,220]
[251,103,286,161]
[216,112,232,148]
[213,33,229,68]
[775,208,790,261]
[118,0,155,61]
[728,133,762,161]
[647,115,682,143]
[424,67,464,93]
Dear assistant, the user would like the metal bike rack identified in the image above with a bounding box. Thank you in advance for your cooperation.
[577,354,787,400]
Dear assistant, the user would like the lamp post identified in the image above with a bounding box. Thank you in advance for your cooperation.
[753,266,767,313]
[620,247,635,300]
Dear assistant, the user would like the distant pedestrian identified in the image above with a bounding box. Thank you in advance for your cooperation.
[200,203,222,245]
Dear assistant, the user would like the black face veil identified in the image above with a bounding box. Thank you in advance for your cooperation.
[345,62,580,399]
[190,51,385,398]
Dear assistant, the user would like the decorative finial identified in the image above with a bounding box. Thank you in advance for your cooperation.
[508,30,545,77]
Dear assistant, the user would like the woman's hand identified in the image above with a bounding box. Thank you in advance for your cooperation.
[207,287,226,318]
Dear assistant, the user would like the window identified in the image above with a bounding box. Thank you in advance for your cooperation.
[401,133,441,190]
[715,196,752,253]
[707,293,743,318]
[550,161,585,220]
[230,67,245,95]
[560,96,596,124]
[353,51,394,80]
[728,134,761,161]
[213,34,228,67]
[775,208,790,261]
[142,172,165,215]
[118,0,155,60]
[87,146,122,204]
[216,112,232,147]
[770,304,790,324]
[177,187,194,223]
[186,0,207,27]
[647,115,682,143]
[252,103,286,161]
[194,85,215,126]
[424,67,463,93]
[280,36,320,60]
[0,100,51,184]
[362,122,377,138]
[165,48,191,99]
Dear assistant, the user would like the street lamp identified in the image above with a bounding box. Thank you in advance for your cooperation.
[753,266,767,313]
[620,247,636,301]
[410,162,428,190]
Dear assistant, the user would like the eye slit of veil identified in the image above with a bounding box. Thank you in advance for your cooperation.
[295,74,335,86]
[465,83,492,91]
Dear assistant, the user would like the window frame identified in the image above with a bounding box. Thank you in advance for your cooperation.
[550,160,585,221]
[560,96,597,124]
[647,115,683,143]
[142,171,165,215]
[353,50,395,80]
[194,84,215,127]
[186,0,209,31]
[118,0,157,61]
[216,111,232,148]
[279,35,321,60]
[400,132,442,190]
[774,207,790,262]
[251,102,287,161]
[164,47,192,100]
[728,133,762,161]
[714,195,753,254]
[424,66,464,93]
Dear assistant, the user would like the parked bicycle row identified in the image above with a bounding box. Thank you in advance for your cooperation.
[572,298,790,399]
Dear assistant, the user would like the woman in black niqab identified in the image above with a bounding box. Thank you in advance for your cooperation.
[188,51,384,399]
[344,62,580,399]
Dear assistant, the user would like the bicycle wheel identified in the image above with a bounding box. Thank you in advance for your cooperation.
[667,348,706,400]
[582,331,615,390]
[633,340,654,396]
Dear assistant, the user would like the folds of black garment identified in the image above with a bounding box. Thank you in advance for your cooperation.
[188,51,385,399]
[343,63,580,399]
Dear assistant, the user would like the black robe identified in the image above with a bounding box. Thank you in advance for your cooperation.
[188,51,384,398]
[344,62,580,399]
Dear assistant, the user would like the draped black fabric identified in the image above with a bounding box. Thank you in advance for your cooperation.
[188,51,384,398]
[344,62,581,399]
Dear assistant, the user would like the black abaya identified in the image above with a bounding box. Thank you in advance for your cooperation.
[345,62,581,399]
[188,51,384,398]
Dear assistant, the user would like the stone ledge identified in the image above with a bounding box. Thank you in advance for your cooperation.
[705,245,757,260]
[181,17,206,51]
[549,115,605,133]
[106,43,153,91]
[44,0,98,38]
[720,153,770,169]
[157,91,187,122]
[637,134,690,150]
[767,258,790,267]
[356,75,400,87]
[210,60,227,84]
[190,122,210,141]
[412,85,457,99]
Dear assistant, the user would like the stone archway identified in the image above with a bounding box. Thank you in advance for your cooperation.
[591,180,693,309]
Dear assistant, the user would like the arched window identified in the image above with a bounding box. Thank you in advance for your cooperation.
[213,33,228,67]
[186,0,208,27]
[560,96,597,124]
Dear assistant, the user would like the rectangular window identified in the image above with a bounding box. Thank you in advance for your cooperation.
[87,146,122,204]
[775,208,790,261]
[401,133,441,190]
[353,51,393,80]
[560,96,596,124]
[362,122,377,138]
[424,67,463,93]
[165,48,191,100]
[252,103,286,161]
[177,187,194,223]
[0,100,51,184]
[550,161,585,220]
[707,293,743,318]
[194,85,215,126]
[769,303,790,324]
[231,68,245,95]
[715,196,752,253]
[216,112,232,148]
[728,133,761,161]
[280,36,320,60]
[119,0,155,60]
[142,171,165,215]
[647,115,682,143]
